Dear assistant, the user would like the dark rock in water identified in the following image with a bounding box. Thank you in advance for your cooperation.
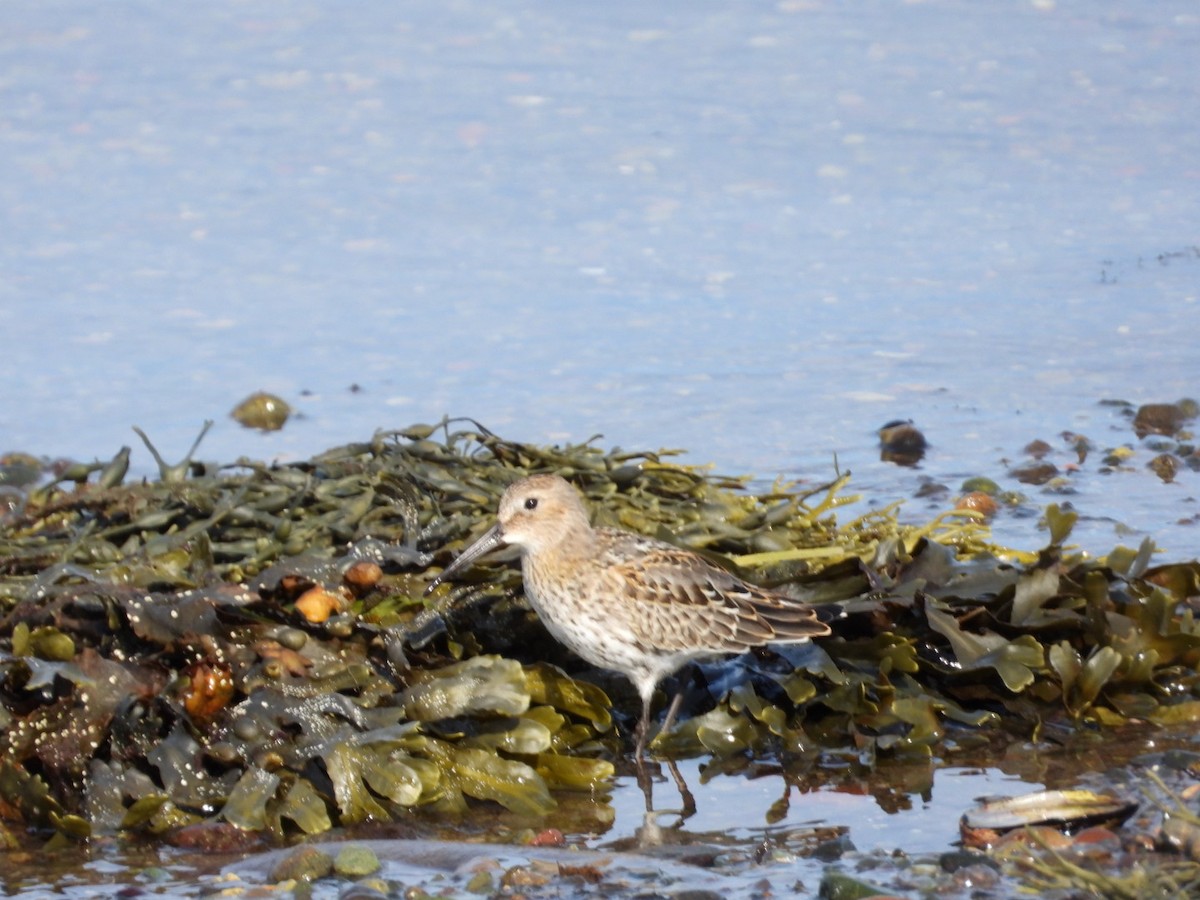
[1133,402,1185,439]
[914,476,949,499]
[1024,439,1053,459]
[811,833,856,862]
[878,419,927,466]
[1148,453,1179,483]
[1010,461,1058,485]
[939,849,999,873]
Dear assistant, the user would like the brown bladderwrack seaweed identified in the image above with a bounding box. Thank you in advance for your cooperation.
[0,419,1196,844]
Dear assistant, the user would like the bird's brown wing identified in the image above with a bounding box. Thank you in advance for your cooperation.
[596,531,830,653]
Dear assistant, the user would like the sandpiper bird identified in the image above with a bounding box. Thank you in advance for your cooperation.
[425,474,831,759]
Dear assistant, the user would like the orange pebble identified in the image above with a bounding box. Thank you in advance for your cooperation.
[343,560,383,594]
[295,586,351,623]
[956,491,999,518]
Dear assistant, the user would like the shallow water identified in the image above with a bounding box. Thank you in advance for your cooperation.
[1,1,1198,894]
[2,0,1197,558]
[2,734,1188,899]
[602,759,1029,856]
[0,762,1077,898]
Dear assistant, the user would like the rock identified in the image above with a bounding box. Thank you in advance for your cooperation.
[231,392,292,431]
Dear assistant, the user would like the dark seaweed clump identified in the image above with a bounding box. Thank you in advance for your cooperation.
[0,419,1197,846]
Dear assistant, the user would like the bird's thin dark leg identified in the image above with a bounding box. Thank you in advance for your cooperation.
[666,759,697,820]
[657,689,685,742]
[628,696,657,806]
[633,698,651,761]
[636,758,653,810]
[634,698,654,800]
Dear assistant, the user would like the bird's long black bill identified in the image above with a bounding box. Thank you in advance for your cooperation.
[424,523,505,595]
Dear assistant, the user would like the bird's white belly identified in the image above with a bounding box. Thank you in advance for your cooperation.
[524,576,705,681]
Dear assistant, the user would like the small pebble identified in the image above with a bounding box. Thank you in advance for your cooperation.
[334,844,381,877]
[956,491,998,518]
[1024,439,1053,458]
[231,391,292,431]
[295,586,351,623]
[344,561,383,594]
[270,846,333,883]
[1148,453,1178,483]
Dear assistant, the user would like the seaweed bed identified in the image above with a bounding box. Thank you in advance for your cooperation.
[1,419,1200,896]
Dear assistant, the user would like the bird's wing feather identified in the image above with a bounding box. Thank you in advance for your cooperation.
[595,530,829,652]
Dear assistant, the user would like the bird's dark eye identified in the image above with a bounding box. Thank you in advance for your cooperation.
[524,497,538,510]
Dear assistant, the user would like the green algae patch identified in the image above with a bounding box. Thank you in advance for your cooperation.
[0,420,1196,842]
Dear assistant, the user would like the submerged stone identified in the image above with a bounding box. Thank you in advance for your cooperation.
[333,843,380,877]
[270,845,334,883]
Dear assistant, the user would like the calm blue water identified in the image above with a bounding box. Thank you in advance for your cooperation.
[0,6,1196,891]
[2,1,1198,555]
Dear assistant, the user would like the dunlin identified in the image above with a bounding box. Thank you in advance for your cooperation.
[425,474,830,758]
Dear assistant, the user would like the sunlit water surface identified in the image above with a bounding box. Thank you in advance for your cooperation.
[2,0,1197,556]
